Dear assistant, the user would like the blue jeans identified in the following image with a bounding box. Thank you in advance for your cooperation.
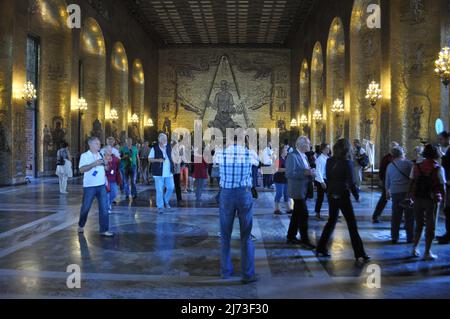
[274,183,289,203]
[108,182,118,210]
[123,166,137,197]
[79,185,109,233]
[220,188,255,280]
[195,178,207,201]
[154,176,175,209]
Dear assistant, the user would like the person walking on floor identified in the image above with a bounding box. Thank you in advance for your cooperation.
[408,144,446,260]
[285,136,316,250]
[372,142,400,223]
[56,142,73,194]
[215,137,259,284]
[149,133,175,214]
[104,145,121,214]
[437,131,450,245]
[120,138,139,200]
[78,137,113,237]
[274,147,292,216]
[316,139,370,264]
[352,139,367,190]
[171,140,184,207]
[385,146,414,244]
[314,143,330,220]
[193,148,209,202]
[262,142,275,189]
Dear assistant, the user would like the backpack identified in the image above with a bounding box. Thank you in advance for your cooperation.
[414,164,437,200]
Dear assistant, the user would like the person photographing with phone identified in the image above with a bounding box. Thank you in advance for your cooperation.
[78,137,114,237]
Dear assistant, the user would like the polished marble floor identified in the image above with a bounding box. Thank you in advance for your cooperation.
[1,177,450,299]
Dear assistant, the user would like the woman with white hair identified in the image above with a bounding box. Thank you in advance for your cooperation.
[149,133,175,214]
[385,146,414,244]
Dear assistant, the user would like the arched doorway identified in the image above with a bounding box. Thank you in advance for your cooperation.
[79,17,106,150]
[28,0,72,177]
[326,17,345,145]
[110,42,129,143]
[299,59,310,138]
[130,59,144,142]
[350,0,381,163]
[311,42,324,145]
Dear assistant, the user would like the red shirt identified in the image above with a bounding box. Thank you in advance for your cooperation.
[192,156,209,179]
[106,155,120,183]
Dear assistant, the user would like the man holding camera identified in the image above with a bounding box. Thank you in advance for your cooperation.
[78,137,113,237]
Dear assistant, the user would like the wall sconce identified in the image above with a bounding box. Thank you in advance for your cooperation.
[290,118,298,128]
[299,114,309,126]
[313,110,323,125]
[130,113,139,124]
[110,108,119,121]
[22,81,37,109]
[365,81,382,107]
[145,118,154,127]
[331,98,344,117]
[435,47,450,87]
[77,97,88,113]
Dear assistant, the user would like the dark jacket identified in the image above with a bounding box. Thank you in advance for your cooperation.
[442,148,450,182]
[326,157,359,200]
[151,143,174,177]
[379,153,394,182]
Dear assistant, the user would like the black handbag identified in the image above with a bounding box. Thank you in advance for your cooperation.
[251,187,259,199]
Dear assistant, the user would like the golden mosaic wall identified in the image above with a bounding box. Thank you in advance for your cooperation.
[158,48,291,135]
[0,0,14,183]
[390,0,441,154]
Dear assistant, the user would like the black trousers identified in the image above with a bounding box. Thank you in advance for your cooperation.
[317,195,366,259]
[287,199,310,242]
[372,185,388,219]
[173,173,183,201]
[315,181,326,214]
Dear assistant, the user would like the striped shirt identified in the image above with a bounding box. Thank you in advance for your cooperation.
[214,144,259,189]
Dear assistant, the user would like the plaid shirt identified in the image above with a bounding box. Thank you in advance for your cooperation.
[214,144,259,189]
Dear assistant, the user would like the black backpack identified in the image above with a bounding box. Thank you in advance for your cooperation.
[414,164,437,200]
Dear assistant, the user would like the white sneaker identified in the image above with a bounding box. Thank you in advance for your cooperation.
[412,247,420,258]
[424,252,438,261]
[78,227,84,234]
[100,231,114,237]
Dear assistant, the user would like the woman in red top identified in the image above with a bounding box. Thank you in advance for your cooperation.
[104,146,122,213]
[193,151,209,202]
[409,144,446,260]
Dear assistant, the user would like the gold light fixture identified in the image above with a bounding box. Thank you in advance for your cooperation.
[130,113,139,124]
[365,81,382,107]
[331,98,344,115]
[435,47,450,87]
[22,81,37,107]
[290,118,298,128]
[299,115,309,125]
[110,108,119,121]
[313,110,323,123]
[77,97,88,112]
[145,118,154,127]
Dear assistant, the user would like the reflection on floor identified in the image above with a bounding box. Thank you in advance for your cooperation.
[0,177,450,299]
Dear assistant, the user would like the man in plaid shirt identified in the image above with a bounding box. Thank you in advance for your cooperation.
[214,140,260,284]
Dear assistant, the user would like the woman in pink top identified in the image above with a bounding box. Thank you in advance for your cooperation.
[193,153,209,201]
